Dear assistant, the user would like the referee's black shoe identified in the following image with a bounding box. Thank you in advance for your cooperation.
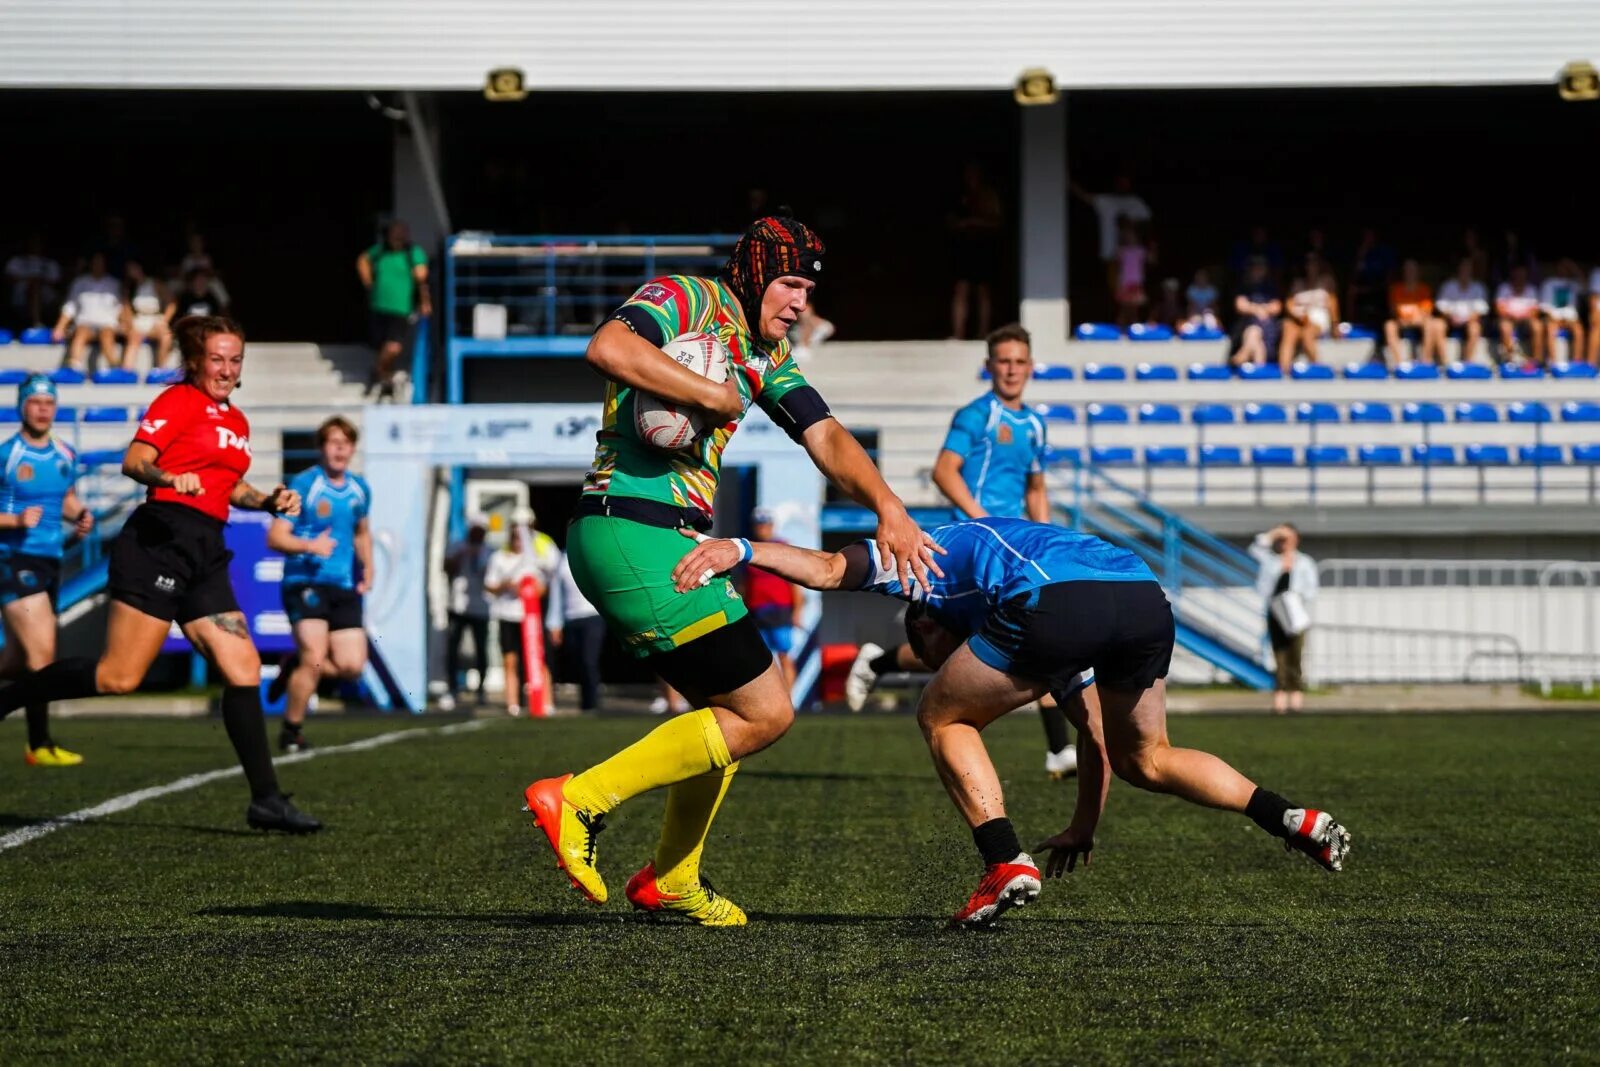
[246,793,323,834]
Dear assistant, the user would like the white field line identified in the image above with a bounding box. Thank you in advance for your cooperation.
[0,718,492,853]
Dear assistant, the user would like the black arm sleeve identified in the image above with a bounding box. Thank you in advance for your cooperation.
[605,305,666,348]
[758,385,832,444]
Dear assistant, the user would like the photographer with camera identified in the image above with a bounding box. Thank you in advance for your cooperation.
[1249,523,1318,714]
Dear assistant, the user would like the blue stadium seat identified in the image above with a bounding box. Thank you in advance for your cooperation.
[146,367,184,385]
[1090,446,1135,465]
[1190,403,1235,425]
[19,327,52,345]
[1086,403,1129,425]
[0,410,17,423]
[1145,446,1189,465]
[1348,401,1394,424]
[1199,444,1243,466]
[1552,362,1599,379]
[1033,403,1076,423]
[1359,444,1405,465]
[1396,362,1440,381]
[54,407,78,423]
[1135,362,1178,381]
[1243,402,1287,424]
[1043,446,1081,467]
[1499,362,1542,379]
[1519,444,1563,465]
[1573,445,1600,464]
[1237,363,1282,381]
[1083,363,1128,382]
[1466,444,1510,465]
[1305,445,1350,465]
[1186,363,1230,381]
[0,329,12,345]
[1561,401,1600,423]
[1074,323,1121,342]
[78,448,124,467]
[1446,362,1492,380]
[1251,445,1296,466]
[0,369,28,385]
[1343,325,1378,341]
[49,367,85,385]
[1343,361,1387,381]
[1127,323,1173,342]
[1296,401,1340,424]
[1178,324,1226,341]
[1403,402,1446,424]
[1290,362,1335,380]
[84,406,129,423]
[1138,403,1181,424]
[1454,402,1498,423]
[93,368,139,385]
[1412,444,1457,465]
[1507,401,1551,424]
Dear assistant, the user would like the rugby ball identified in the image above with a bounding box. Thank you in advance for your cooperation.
[634,332,730,451]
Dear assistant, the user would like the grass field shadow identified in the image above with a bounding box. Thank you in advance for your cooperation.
[195,901,640,928]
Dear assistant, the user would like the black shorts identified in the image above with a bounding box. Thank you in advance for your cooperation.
[497,619,526,657]
[370,311,410,349]
[970,579,1174,693]
[645,613,773,706]
[108,502,239,624]
[282,583,364,631]
[0,552,60,609]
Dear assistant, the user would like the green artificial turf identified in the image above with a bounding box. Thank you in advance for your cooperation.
[2,711,1598,1065]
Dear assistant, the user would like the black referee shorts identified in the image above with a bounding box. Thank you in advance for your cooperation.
[108,502,240,624]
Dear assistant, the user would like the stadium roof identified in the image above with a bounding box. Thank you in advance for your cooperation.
[2,0,1595,92]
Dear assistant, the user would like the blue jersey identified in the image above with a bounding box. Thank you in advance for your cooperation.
[858,517,1154,636]
[0,434,76,560]
[280,466,371,590]
[940,394,1046,520]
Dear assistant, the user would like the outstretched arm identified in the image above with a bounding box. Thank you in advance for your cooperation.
[1036,685,1109,877]
[671,531,872,594]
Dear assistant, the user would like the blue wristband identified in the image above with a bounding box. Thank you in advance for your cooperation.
[733,538,753,563]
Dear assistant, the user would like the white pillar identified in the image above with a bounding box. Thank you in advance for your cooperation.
[1018,99,1068,351]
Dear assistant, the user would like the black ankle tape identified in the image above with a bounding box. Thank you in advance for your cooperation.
[1246,788,1294,838]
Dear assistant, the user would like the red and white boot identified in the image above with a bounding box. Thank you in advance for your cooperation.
[950,853,1042,928]
[1283,808,1351,872]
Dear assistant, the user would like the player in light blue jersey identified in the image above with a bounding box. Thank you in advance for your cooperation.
[0,374,95,766]
[266,416,372,752]
[674,517,1351,927]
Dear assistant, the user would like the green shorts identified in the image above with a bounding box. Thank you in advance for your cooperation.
[565,515,748,657]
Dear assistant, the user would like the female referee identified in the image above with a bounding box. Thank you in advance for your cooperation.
[0,315,321,833]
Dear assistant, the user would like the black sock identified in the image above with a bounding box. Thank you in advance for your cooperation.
[282,718,303,735]
[1039,701,1071,754]
[868,652,896,676]
[0,658,101,718]
[222,685,280,800]
[24,702,52,750]
[972,817,1022,867]
[1246,788,1294,838]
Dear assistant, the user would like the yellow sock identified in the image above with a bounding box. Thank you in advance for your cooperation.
[653,761,740,893]
[564,708,732,815]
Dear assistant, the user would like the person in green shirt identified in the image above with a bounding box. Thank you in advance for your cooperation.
[355,220,431,400]
[524,216,940,926]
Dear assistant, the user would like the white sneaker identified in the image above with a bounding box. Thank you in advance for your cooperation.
[437,692,457,712]
[1045,745,1078,780]
[845,642,883,713]
[648,696,669,715]
[507,704,522,718]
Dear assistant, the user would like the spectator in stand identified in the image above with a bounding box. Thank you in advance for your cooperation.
[1229,225,1285,285]
[947,161,1003,339]
[1111,219,1153,329]
[119,260,175,370]
[174,267,227,323]
[5,233,61,330]
[179,232,231,310]
[1346,227,1396,335]
[1384,259,1446,366]
[357,220,431,401]
[1280,259,1340,370]
[1250,524,1317,715]
[1229,259,1282,367]
[741,507,806,687]
[1495,264,1543,364]
[1435,257,1489,365]
[1071,173,1152,308]
[789,303,835,362]
[440,514,492,711]
[52,252,123,371]
[1589,262,1600,367]
[1183,269,1220,331]
[1152,277,1182,329]
[548,550,605,713]
[1539,258,1586,365]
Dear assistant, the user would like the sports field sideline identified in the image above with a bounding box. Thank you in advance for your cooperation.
[3,711,1597,1064]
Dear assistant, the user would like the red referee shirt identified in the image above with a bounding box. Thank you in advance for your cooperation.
[133,383,252,522]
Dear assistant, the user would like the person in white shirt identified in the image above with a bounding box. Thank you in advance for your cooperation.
[1538,258,1586,365]
[1072,174,1152,304]
[1250,524,1318,715]
[1280,260,1341,370]
[1494,264,1543,364]
[5,234,61,328]
[483,515,560,716]
[51,252,123,371]
[1435,258,1489,364]
[547,552,605,712]
[119,260,175,370]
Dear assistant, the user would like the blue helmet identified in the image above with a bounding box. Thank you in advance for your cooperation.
[16,373,56,413]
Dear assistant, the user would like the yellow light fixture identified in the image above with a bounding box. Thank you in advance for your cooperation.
[485,67,528,102]
[1559,61,1598,101]
[1014,68,1059,106]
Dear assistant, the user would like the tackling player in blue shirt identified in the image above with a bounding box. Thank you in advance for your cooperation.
[0,374,95,766]
[674,516,1352,927]
[266,416,372,752]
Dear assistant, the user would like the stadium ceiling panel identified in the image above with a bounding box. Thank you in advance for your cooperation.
[2,0,1594,90]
